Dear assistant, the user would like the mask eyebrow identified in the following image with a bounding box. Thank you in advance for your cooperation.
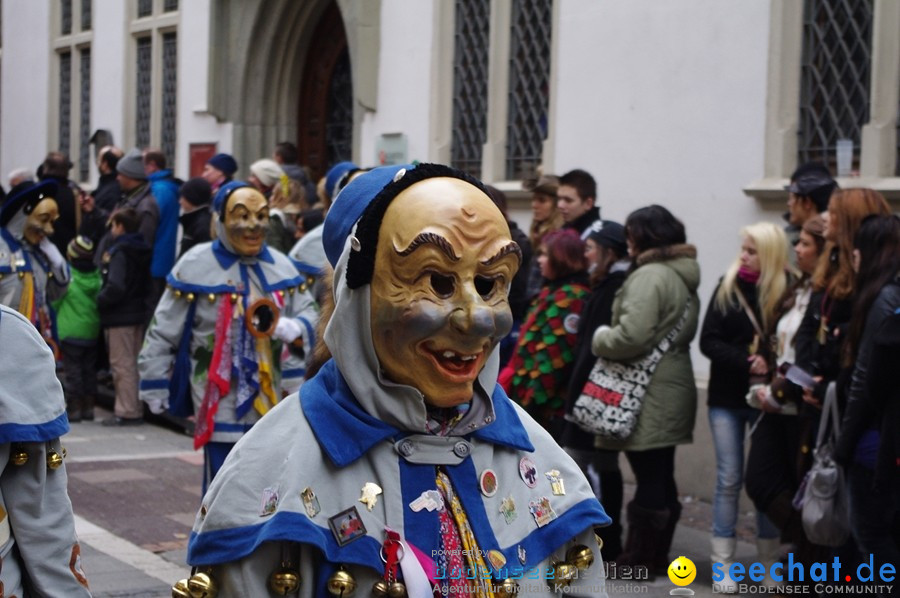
[396,232,459,261]
[482,241,522,267]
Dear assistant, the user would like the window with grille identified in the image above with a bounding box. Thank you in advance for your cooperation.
[81,0,91,31]
[79,48,91,181]
[61,0,72,35]
[506,0,553,181]
[59,52,72,155]
[450,0,490,179]
[798,0,873,172]
[164,0,178,12]
[136,37,152,148]
[161,32,177,164]
[326,49,353,165]
[137,0,152,18]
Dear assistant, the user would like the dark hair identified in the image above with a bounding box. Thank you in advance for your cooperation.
[99,148,121,171]
[484,185,509,218]
[624,205,687,253]
[42,152,72,178]
[559,169,596,202]
[541,229,586,280]
[275,142,299,165]
[844,214,900,364]
[297,208,324,233]
[111,207,140,234]
[143,149,167,170]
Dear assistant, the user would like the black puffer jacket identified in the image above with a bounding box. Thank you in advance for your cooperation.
[97,233,152,327]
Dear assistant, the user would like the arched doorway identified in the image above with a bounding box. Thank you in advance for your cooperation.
[297,2,354,180]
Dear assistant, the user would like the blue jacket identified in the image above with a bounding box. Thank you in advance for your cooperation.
[148,169,181,278]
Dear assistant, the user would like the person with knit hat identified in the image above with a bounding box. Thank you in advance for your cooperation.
[140,181,318,490]
[50,235,102,422]
[177,177,213,258]
[203,153,238,194]
[249,158,294,253]
[182,164,611,597]
[248,158,285,198]
[0,180,70,346]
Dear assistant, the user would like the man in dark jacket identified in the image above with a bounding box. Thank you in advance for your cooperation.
[92,146,123,213]
[98,208,152,426]
[40,152,78,255]
[558,168,601,239]
[177,177,212,258]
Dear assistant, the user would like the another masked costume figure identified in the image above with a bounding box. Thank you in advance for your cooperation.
[0,304,91,596]
[182,165,610,597]
[0,181,70,348]
[139,182,318,489]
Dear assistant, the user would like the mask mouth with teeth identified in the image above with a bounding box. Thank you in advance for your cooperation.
[368,176,521,408]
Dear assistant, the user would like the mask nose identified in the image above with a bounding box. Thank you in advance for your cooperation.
[450,288,496,338]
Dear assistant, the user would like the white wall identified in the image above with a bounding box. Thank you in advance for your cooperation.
[358,0,435,168]
[0,0,52,183]
[177,0,232,180]
[552,0,777,375]
[89,0,128,187]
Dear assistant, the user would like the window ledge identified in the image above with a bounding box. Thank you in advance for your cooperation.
[744,177,900,202]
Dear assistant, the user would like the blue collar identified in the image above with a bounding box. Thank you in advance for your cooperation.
[301,360,534,468]
[211,239,274,270]
[148,169,172,182]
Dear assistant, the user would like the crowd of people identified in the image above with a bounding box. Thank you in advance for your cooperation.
[0,146,897,595]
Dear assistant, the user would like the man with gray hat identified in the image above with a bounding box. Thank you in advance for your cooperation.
[94,148,160,270]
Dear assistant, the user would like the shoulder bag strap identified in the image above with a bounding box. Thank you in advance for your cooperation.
[734,285,765,339]
[813,381,840,450]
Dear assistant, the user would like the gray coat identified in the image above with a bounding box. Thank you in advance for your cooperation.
[0,305,92,597]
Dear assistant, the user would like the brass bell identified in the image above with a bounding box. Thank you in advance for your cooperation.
[387,581,407,598]
[550,561,578,587]
[565,544,595,571]
[287,287,295,295]
[326,565,356,596]
[208,293,216,303]
[47,450,64,470]
[186,293,196,302]
[172,578,191,598]
[187,571,219,598]
[371,580,390,597]
[11,445,28,466]
[230,293,239,302]
[268,566,301,595]
[299,283,307,293]
[494,578,518,598]
[175,289,183,298]
[18,271,25,279]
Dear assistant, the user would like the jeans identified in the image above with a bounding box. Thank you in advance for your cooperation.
[708,406,779,539]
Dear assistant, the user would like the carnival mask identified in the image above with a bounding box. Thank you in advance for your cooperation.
[224,187,269,256]
[369,177,521,407]
[24,198,59,245]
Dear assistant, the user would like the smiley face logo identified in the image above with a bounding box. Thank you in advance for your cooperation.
[667,556,696,586]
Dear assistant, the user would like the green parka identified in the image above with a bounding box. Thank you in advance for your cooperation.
[591,244,701,451]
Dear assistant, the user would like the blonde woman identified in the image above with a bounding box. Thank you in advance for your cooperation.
[699,221,793,592]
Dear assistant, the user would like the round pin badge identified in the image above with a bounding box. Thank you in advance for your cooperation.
[519,457,538,488]
[479,469,498,497]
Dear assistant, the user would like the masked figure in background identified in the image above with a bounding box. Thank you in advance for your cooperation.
[139,182,318,490]
[181,164,610,597]
[0,304,92,596]
[0,180,70,351]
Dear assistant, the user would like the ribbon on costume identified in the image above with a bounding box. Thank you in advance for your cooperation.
[194,293,234,449]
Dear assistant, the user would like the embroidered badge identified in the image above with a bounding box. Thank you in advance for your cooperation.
[479,469,498,497]
[488,549,507,570]
[519,457,538,488]
[563,313,580,334]
[500,496,517,525]
[328,506,367,546]
[301,487,321,518]
[518,545,527,565]
[529,497,558,528]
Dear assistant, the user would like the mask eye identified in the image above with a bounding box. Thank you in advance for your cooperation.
[474,275,498,299]
[430,273,455,298]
